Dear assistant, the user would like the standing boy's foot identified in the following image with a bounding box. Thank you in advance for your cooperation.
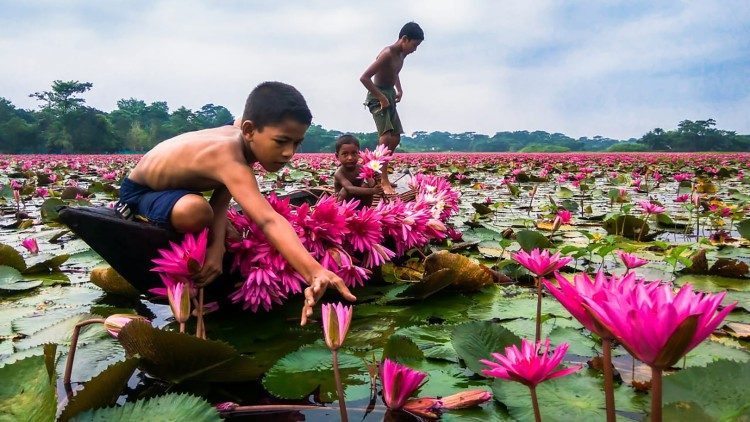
[381,181,396,195]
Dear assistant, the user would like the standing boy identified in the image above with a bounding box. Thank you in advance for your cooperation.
[119,82,355,324]
[333,134,383,207]
[360,21,423,194]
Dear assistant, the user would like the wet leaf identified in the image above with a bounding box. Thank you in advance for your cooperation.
[515,230,552,252]
[424,251,497,292]
[262,344,370,402]
[737,219,750,241]
[70,393,220,421]
[23,253,70,274]
[709,258,749,278]
[603,215,650,240]
[723,322,750,339]
[40,197,65,223]
[89,267,141,298]
[117,319,264,383]
[0,354,56,421]
[383,334,424,362]
[451,321,521,375]
[0,244,26,271]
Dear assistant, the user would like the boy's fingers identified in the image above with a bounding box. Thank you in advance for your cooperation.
[304,286,316,306]
[334,280,357,302]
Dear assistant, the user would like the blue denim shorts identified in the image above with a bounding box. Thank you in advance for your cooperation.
[118,178,197,228]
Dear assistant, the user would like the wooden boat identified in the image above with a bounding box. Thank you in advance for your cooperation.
[57,188,328,295]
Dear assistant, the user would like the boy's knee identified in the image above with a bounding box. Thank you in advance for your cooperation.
[171,194,213,233]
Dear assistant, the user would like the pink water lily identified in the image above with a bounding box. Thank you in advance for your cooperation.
[151,228,208,277]
[555,209,572,225]
[381,359,428,410]
[511,248,572,277]
[103,314,150,338]
[639,201,665,215]
[21,238,39,254]
[618,251,649,270]
[155,274,192,331]
[480,338,581,387]
[321,302,353,350]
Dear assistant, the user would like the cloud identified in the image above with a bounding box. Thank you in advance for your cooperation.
[0,0,747,139]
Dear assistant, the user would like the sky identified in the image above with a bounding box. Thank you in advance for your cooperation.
[0,0,748,140]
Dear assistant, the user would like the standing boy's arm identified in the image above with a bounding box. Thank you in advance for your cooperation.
[194,186,231,286]
[220,163,356,324]
[394,74,403,103]
[360,52,392,111]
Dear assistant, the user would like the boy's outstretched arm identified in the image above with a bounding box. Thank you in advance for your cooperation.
[220,163,356,324]
[193,186,231,286]
[335,171,383,197]
[360,52,391,111]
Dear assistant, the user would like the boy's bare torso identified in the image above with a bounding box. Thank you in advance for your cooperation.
[373,46,404,87]
[333,165,363,192]
[128,126,247,191]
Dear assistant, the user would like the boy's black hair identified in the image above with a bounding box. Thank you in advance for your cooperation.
[242,81,313,130]
[399,22,424,41]
[335,134,360,153]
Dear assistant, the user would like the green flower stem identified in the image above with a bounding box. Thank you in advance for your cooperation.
[196,288,205,339]
[529,386,542,422]
[63,318,106,386]
[332,349,349,422]
[535,276,543,343]
[651,366,663,422]
[602,338,616,422]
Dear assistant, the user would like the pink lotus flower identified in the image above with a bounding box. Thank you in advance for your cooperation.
[151,228,208,277]
[674,194,690,203]
[381,359,428,410]
[21,238,39,254]
[156,274,192,326]
[512,248,572,277]
[35,187,49,198]
[618,251,648,269]
[480,338,581,387]
[555,209,572,225]
[639,201,665,215]
[674,173,693,182]
[104,314,150,338]
[583,282,737,369]
[321,302,353,350]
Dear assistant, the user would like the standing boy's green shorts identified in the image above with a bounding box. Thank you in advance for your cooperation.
[365,86,404,135]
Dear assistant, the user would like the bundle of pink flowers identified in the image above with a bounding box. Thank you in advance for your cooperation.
[226,175,460,312]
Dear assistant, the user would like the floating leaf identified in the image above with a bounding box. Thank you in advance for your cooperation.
[383,334,425,362]
[89,267,141,298]
[662,359,750,421]
[395,268,454,300]
[0,354,56,422]
[674,274,750,292]
[737,219,750,241]
[70,393,220,421]
[117,320,264,383]
[683,338,750,367]
[515,230,552,252]
[23,253,70,274]
[395,325,459,362]
[40,197,65,223]
[59,358,140,422]
[262,345,370,402]
[0,265,41,293]
[472,203,493,215]
[451,321,521,375]
[556,187,574,199]
[492,373,643,421]
[723,322,750,339]
[603,215,650,240]
[709,258,749,278]
[424,251,497,292]
[0,244,26,272]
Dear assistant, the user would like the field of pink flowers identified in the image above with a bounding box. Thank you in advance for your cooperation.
[0,152,749,421]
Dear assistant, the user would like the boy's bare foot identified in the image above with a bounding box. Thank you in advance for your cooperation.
[381,181,396,195]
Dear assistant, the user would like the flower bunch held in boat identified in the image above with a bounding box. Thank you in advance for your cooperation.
[481,338,581,422]
[358,144,392,180]
[21,237,38,254]
[151,228,208,277]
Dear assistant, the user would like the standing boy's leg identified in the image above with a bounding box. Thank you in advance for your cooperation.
[378,131,400,194]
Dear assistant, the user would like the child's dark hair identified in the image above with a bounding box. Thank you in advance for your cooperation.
[399,22,424,40]
[335,134,360,153]
[242,81,313,130]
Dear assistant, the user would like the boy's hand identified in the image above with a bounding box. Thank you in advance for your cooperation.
[300,269,356,326]
[378,95,390,112]
[395,91,402,103]
[194,243,225,287]
[373,185,385,196]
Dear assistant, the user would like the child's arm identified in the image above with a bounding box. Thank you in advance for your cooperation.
[395,74,403,103]
[220,163,356,324]
[335,171,382,197]
[360,52,392,111]
[193,186,231,286]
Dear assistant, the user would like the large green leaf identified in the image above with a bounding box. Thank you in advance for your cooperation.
[674,274,750,292]
[0,244,26,271]
[59,358,140,422]
[0,265,41,293]
[737,219,750,241]
[682,339,750,367]
[22,253,70,274]
[492,373,643,421]
[662,359,750,421]
[0,354,56,421]
[70,393,220,422]
[451,321,521,375]
[262,344,370,402]
[394,324,459,362]
[383,334,424,362]
[40,197,65,223]
[515,230,552,252]
[395,268,454,300]
[117,320,264,383]
[14,313,106,351]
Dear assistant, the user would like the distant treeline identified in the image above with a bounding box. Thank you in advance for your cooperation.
[1,80,748,154]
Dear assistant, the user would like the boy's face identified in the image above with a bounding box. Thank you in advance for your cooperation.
[403,38,422,55]
[336,143,359,169]
[243,118,308,172]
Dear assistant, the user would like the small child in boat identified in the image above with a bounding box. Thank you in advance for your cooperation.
[333,135,383,207]
[118,81,355,324]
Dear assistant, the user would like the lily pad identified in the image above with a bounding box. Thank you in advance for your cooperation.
[603,215,649,240]
[515,230,552,252]
[262,344,370,402]
[395,268,454,300]
[59,357,140,422]
[682,339,750,367]
[23,253,70,274]
[492,372,643,421]
[451,321,521,375]
[674,274,750,292]
[737,219,750,241]
[395,324,459,362]
[117,320,264,383]
[0,244,26,271]
[89,267,141,298]
[424,251,497,292]
[0,264,42,293]
[0,353,56,422]
[662,359,750,421]
[383,334,424,362]
[40,197,65,223]
[70,393,220,421]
